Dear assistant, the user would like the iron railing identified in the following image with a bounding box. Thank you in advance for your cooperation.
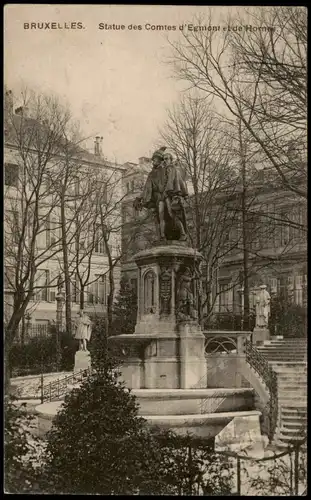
[41,367,92,403]
[245,340,278,443]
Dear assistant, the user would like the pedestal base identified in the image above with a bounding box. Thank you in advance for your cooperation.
[74,350,91,372]
[112,324,207,390]
[252,328,270,346]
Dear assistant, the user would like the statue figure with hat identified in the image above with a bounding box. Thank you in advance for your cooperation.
[255,285,271,328]
[74,309,92,351]
[134,147,188,242]
[176,267,198,321]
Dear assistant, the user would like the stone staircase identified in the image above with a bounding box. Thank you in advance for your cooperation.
[256,338,307,448]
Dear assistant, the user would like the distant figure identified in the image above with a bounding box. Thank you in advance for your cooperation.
[134,147,188,242]
[74,310,92,351]
[255,285,271,328]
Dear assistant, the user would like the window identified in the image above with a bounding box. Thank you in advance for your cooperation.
[34,270,49,302]
[4,266,15,290]
[5,163,19,187]
[71,274,80,303]
[218,283,233,313]
[94,227,106,255]
[88,274,108,305]
[6,210,19,244]
[36,218,49,249]
[46,215,59,247]
[268,278,278,294]
[74,177,80,197]
[75,236,86,253]
[294,275,303,306]
[100,182,108,204]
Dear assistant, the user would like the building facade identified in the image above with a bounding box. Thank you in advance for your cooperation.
[4,90,125,334]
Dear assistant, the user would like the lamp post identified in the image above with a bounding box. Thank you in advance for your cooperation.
[238,287,244,330]
[25,312,31,347]
[55,275,65,371]
[40,330,45,404]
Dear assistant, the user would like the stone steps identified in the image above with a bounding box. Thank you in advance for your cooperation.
[273,438,307,450]
[270,362,307,368]
[278,384,307,390]
[258,355,307,361]
[260,345,307,349]
[250,339,307,446]
[281,420,307,429]
[281,403,307,410]
[278,399,307,406]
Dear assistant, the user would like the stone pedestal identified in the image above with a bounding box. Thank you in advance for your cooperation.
[252,327,270,346]
[109,243,207,390]
[179,322,207,389]
[74,350,91,372]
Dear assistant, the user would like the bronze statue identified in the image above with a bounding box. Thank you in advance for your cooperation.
[134,147,188,242]
[176,268,198,321]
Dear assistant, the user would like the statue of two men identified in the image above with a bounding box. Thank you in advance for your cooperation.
[134,147,188,242]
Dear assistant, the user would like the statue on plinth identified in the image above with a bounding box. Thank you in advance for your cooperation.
[134,147,188,242]
[176,268,198,322]
[74,310,92,351]
[255,285,271,328]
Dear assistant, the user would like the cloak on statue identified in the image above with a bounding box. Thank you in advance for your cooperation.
[141,151,188,240]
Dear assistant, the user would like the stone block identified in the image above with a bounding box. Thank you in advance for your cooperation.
[74,350,91,373]
[252,328,270,345]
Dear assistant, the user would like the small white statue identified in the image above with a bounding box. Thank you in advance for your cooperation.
[255,285,271,328]
[74,310,92,351]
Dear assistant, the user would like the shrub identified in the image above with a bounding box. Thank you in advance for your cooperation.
[38,366,233,495]
[88,316,124,371]
[4,396,45,493]
[10,334,57,376]
[205,312,255,331]
[39,368,175,494]
[10,327,76,376]
[111,278,137,336]
[269,295,307,338]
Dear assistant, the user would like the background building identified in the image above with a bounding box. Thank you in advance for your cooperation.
[120,159,307,322]
[4,89,125,337]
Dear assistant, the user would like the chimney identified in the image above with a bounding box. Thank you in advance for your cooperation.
[138,156,150,165]
[94,136,103,156]
[5,90,13,113]
[14,106,29,117]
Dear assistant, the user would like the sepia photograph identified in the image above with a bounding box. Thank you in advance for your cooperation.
[4,4,307,495]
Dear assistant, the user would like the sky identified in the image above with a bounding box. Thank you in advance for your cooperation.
[4,4,235,164]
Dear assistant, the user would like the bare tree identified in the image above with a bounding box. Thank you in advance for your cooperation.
[160,96,247,321]
[168,6,307,198]
[4,89,76,387]
[159,95,306,326]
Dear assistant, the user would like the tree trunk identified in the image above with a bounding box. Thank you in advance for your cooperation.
[80,286,85,310]
[240,124,250,331]
[107,270,114,334]
[60,190,72,335]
